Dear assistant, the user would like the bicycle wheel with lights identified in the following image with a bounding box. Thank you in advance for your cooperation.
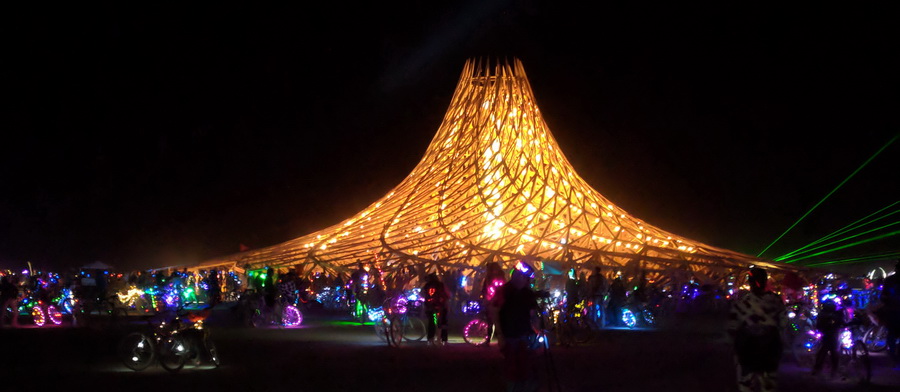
[31,306,46,327]
[47,305,63,325]
[118,332,156,371]
[641,309,655,327]
[621,309,637,329]
[158,335,188,373]
[203,337,221,368]
[463,318,489,346]
[281,305,303,327]
[863,325,887,353]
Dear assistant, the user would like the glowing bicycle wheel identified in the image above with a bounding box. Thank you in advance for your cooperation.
[621,309,636,329]
[642,309,655,327]
[32,306,46,327]
[281,305,303,327]
[863,325,887,353]
[463,318,489,346]
[47,305,63,325]
[118,332,155,371]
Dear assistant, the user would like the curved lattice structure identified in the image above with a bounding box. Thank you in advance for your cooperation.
[197,58,800,279]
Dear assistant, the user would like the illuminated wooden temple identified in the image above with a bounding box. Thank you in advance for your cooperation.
[197,58,802,282]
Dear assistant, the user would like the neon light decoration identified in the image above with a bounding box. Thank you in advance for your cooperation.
[282,305,303,327]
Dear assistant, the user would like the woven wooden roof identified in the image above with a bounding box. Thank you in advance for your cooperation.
[195,58,806,281]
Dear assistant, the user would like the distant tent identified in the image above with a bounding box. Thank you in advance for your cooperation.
[193,58,809,283]
[82,261,114,270]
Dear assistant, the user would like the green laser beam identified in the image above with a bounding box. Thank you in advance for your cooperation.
[805,251,900,267]
[782,229,900,264]
[775,202,900,260]
[775,202,900,261]
[783,220,900,262]
[758,133,899,258]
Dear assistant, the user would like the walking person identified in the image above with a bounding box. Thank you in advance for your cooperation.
[727,267,786,392]
[490,261,540,392]
[422,272,450,346]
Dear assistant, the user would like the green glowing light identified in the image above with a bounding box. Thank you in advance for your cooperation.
[758,134,898,257]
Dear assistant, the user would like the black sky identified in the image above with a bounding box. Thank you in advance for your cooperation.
[2,2,898,272]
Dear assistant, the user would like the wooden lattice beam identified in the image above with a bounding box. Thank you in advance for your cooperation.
[197,58,806,280]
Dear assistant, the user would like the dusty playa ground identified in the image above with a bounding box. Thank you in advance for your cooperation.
[2,306,897,392]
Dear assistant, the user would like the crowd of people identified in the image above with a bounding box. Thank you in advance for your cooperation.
[2,257,898,392]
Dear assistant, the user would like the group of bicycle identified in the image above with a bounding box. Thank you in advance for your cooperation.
[302,259,731,349]
[781,272,899,384]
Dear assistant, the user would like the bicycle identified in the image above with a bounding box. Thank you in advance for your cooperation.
[555,300,596,346]
[620,302,655,329]
[247,291,303,328]
[462,299,491,346]
[29,299,63,327]
[117,308,220,372]
[374,293,427,346]
[792,321,871,384]
[861,320,888,353]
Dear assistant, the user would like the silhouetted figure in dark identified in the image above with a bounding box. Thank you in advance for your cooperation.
[606,276,626,326]
[422,272,450,346]
[480,261,506,346]
[812,300,843,377]
[727,267,785,392]
[490,261,539,392]
[207,269,221,307]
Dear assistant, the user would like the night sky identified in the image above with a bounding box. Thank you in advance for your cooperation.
[3,2,898,273]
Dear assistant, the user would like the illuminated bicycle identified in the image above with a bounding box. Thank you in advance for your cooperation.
[862,324,888,352]
[555,300,596,346]
[118,309,219,372]
[24,299,63,327]
[374,292,426,345]
[621,303,655,329]
[792,325,871,384]
[250,292,303,328]
[462,300,491,346]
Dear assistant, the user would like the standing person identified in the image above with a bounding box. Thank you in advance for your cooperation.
[727,267,786,392]
[1,275,20,327]
[422,272,450,346]
[490,261,540,392]
[564,268,581,315]
[811,300,843,377]
[263,267,279,319]
[207,269,221,307]
[587,266,607,326]
[877,259,900,365]
[606,276,626,326]
[480,261,507,347]
[443,267,461,314]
